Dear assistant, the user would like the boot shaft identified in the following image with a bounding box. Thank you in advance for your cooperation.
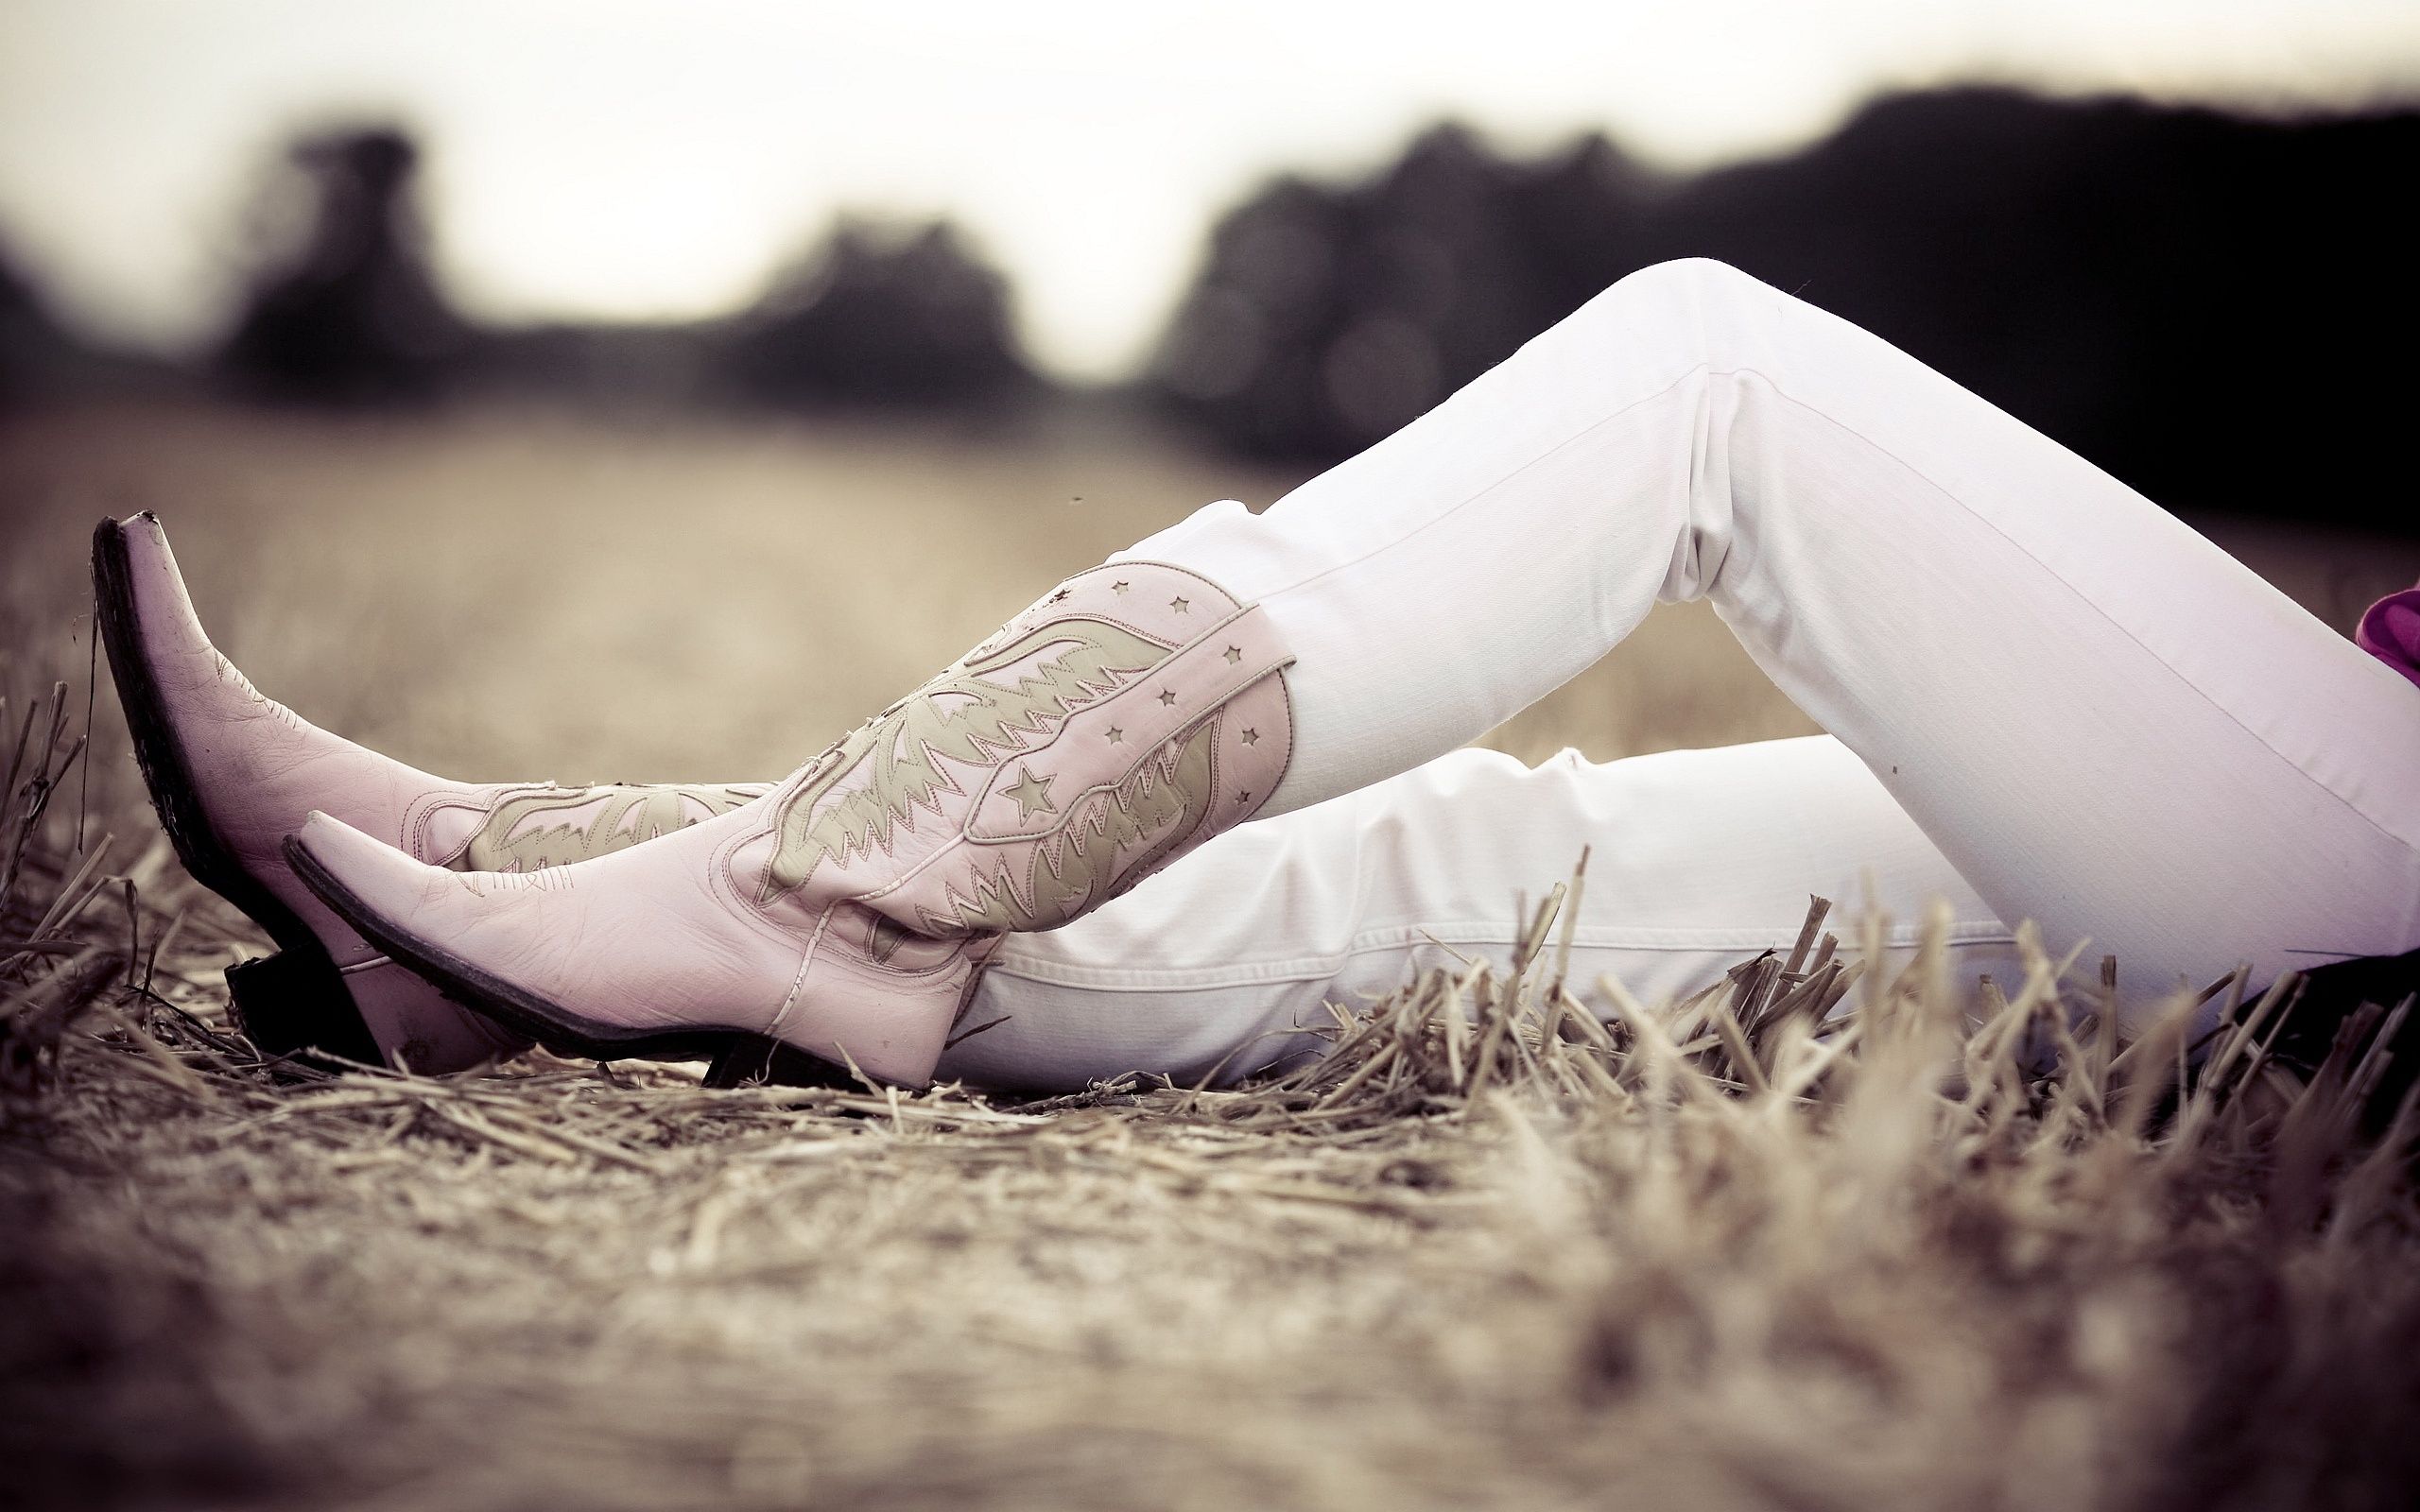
[741,559,1292,936]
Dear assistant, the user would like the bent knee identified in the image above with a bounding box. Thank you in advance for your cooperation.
[1554,257,1778,364]
[1551,257,1796,382]
[1613,256,1757,300]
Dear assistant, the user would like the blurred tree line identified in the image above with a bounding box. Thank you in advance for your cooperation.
[207,126,1034,412]
[218,129,472,404]
[1154,87,2419,528]
[3,88,2413,527]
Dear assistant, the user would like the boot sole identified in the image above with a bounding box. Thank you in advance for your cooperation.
[91,516,385,1067]
[283,833,881,1090]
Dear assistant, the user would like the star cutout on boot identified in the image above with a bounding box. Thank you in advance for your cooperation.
[1224,645,1242,663]
[1170,596,1190,613]
[1003,768,1056,818]
[1240,728,1259,746]
[1111,580,1130,593]
[1159,688,1177,706]
[1105,726,1124,744]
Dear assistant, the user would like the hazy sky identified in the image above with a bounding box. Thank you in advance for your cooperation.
[3,0,2416,378]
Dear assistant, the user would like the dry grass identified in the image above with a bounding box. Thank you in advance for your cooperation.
[7,404,2420,1511]
[9,724,2420,1511]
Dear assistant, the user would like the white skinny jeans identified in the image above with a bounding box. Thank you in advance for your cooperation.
[941,259,2420,1091]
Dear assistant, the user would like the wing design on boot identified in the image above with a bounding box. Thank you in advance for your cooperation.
[463,784,762,872]
[763,619,1176,897]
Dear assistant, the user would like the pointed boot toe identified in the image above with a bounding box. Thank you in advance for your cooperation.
[288,806,984,1087]
[94,514,764,1074]
[96,512,426,1066]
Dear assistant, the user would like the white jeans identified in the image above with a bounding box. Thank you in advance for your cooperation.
[942,259,2420,1091]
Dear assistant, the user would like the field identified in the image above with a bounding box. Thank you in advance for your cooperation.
[6,400,2420,1510]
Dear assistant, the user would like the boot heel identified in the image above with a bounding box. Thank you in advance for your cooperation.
[225,950,384,1068]
[701,1035,863,1091]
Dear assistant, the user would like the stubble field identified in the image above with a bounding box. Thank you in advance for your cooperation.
[5,400,2420,1511]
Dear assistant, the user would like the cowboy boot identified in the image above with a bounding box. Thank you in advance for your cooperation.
[94,513,766,1073]
[287,558,1296,1087]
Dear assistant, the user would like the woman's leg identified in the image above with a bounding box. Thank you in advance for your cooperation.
[1129,259,2420,1017]
[947,735,2017,1090]
[290,258,2418,1081]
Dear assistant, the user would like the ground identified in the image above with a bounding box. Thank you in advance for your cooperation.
[4,400,2419,1511]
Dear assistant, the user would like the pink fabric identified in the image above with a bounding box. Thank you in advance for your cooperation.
[2360,585,2420,691]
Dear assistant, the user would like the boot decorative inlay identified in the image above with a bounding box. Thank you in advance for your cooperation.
[457,784,762,872]
[751,559,1295,939]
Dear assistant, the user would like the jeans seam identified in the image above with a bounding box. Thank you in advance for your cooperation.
[989,919,2017,992]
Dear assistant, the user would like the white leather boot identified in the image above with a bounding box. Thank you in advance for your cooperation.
[290,558,1295,1086]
